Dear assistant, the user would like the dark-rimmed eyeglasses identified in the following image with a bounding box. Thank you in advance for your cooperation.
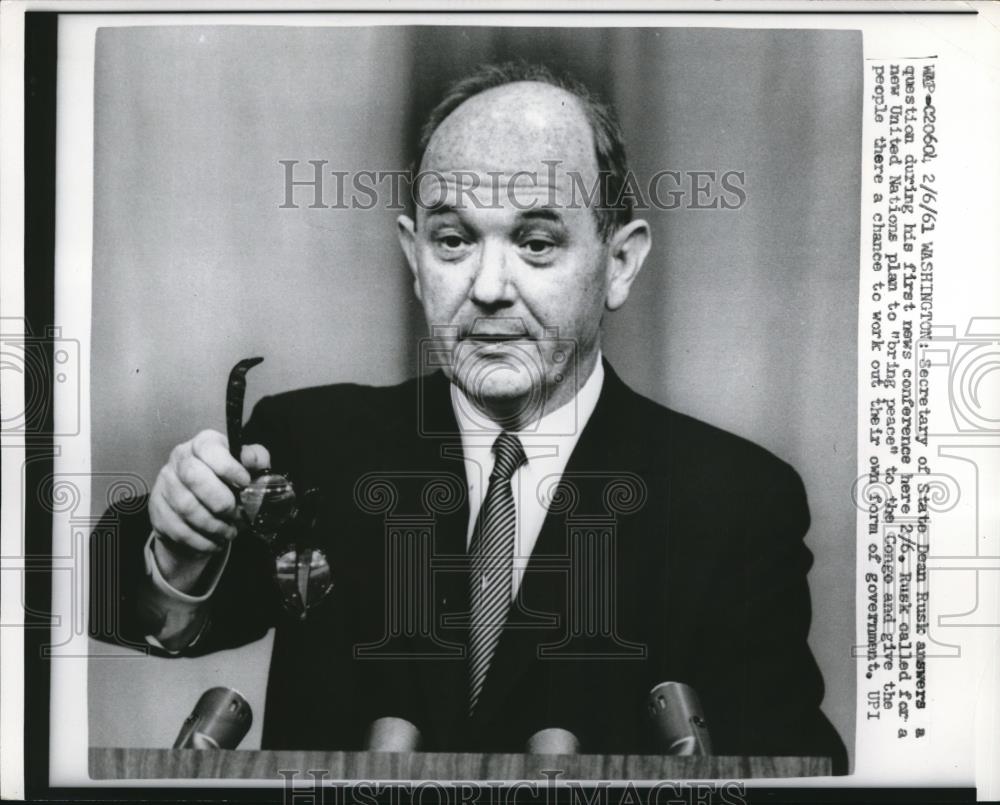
[226,357,333,618]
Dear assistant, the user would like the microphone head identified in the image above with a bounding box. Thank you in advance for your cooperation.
[365,717,422,752]
[646,681,713,756]
[174,687,252,750]
[525,727,580,755]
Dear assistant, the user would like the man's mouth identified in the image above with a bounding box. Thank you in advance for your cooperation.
[463,333,531,344]
[465,318,531,344]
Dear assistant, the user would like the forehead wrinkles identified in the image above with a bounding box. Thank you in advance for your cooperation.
[421,82,600,187]
[419,170,585,213]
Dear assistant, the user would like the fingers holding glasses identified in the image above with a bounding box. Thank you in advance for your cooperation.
[239,443,272,475]
[151,429,268,555]
[189,429,254,488]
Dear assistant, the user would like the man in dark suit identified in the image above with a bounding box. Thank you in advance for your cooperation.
[92,62,846,770]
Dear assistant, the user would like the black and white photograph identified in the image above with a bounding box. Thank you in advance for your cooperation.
[84,20,859,780]
[5,3,999,803]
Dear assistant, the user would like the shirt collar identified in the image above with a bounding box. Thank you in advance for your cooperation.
[449,352,605,458]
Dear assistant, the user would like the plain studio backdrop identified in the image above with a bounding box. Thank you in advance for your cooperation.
[87,25,861,764]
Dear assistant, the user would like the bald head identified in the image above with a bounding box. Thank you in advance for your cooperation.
[423,81,597,185]
[412,63,633,240]
[417,82,600,229]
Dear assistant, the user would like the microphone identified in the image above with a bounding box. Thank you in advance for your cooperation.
[173,687,252,749]
[646,681,713,755]
[365,717,422,751]
[525,727,580,754]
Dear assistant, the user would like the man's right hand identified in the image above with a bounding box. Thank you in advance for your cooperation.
[149,429,270,592]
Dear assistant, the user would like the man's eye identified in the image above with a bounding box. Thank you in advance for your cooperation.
[433,234,470,256]
[520,238,556,257]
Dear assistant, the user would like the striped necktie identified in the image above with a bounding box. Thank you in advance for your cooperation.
[467,431,527,715]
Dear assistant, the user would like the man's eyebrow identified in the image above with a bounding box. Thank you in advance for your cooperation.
[516,208,566,225]
[425,203,460,219]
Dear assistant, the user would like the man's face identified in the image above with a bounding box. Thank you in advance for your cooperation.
[398,81,645,426]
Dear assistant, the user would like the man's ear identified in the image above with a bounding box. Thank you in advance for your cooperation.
[396,214,422,301]
[605,219,652,311]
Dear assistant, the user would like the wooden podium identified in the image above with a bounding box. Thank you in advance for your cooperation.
[90,748,831,780]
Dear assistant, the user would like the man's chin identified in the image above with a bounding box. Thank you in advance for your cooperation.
[451,369,546,425]
[460,375,535,404]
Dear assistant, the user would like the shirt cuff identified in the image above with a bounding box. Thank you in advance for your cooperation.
[141,531,231,651]
[143,530,231,602]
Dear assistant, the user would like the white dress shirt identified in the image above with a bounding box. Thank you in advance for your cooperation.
[451,354,605,599]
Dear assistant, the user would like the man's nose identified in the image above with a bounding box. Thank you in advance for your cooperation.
[469,240,515,307]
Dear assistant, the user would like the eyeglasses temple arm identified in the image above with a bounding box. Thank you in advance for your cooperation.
[226,357,264,463]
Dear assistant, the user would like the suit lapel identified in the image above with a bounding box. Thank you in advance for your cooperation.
[397,372,472,745]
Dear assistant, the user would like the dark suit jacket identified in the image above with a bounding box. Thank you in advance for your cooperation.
[91,361,846,771]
